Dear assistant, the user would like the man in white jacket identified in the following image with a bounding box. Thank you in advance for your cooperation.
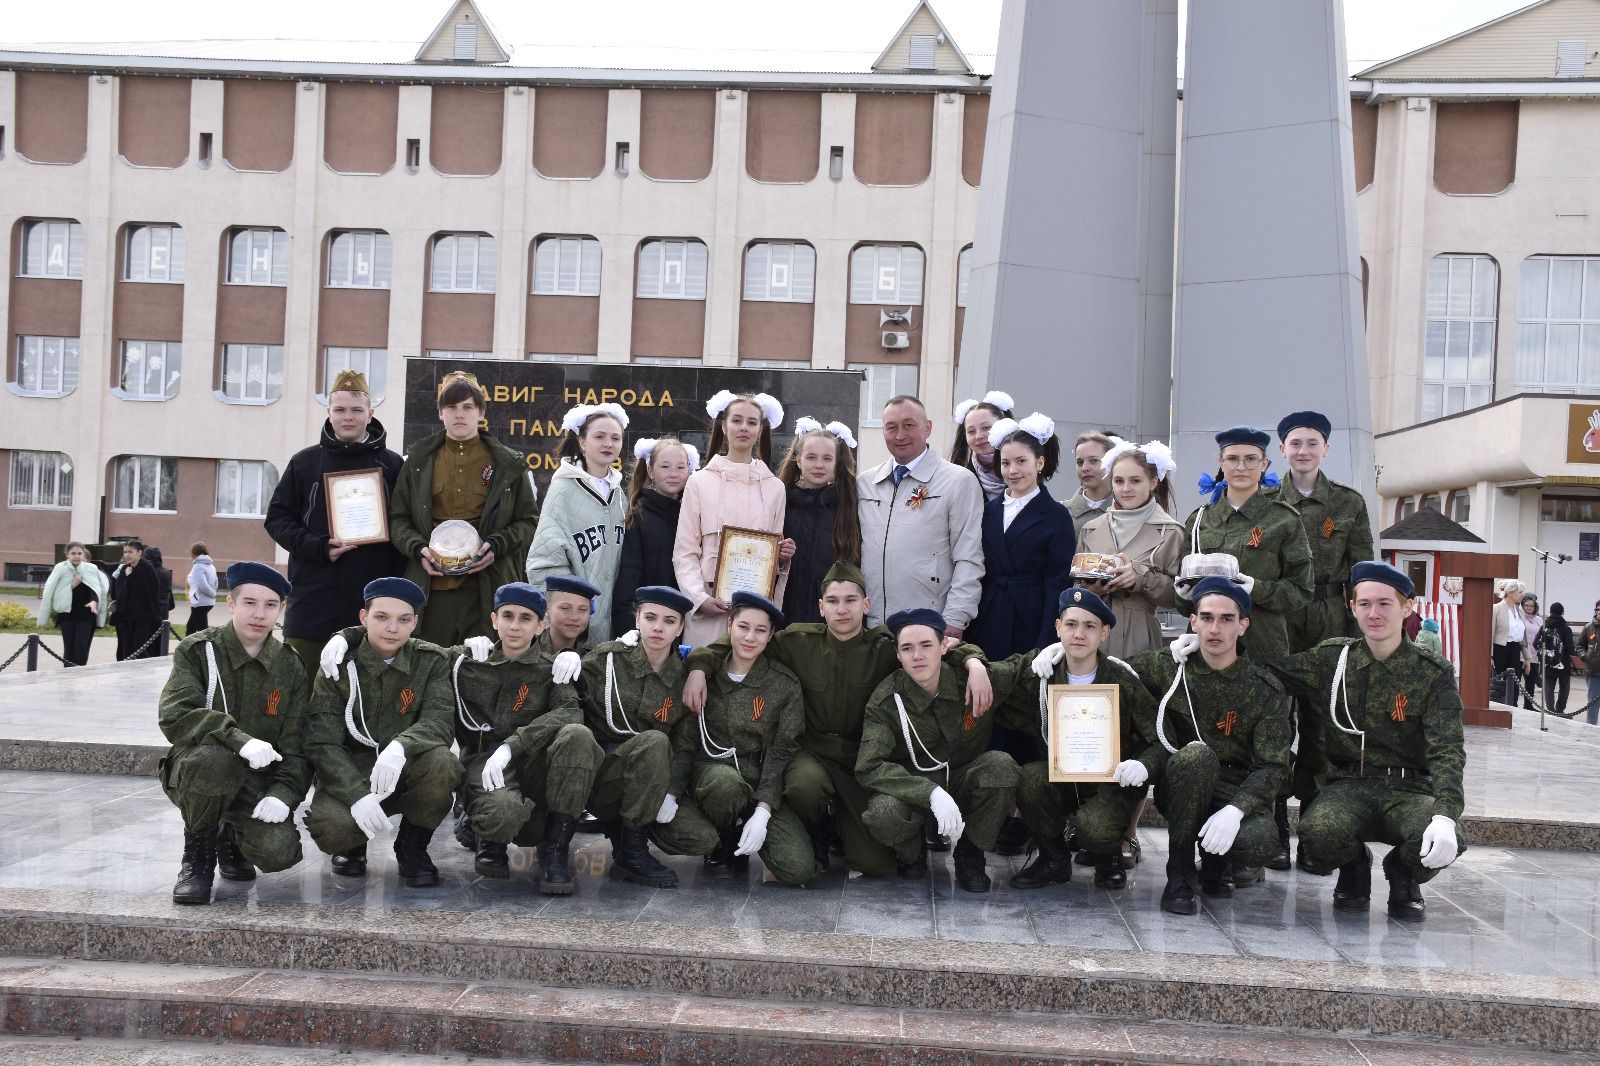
[857,395,985,637]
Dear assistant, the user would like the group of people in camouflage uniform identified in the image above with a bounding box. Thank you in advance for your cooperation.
[153,382,1467,925]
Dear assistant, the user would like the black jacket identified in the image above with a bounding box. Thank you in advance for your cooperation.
[142,547,176,617]
[111,557,163,628]
[1537,616,1576,673]
[264,417,405,640]
[781,483,839,627]
[611,488,682,637]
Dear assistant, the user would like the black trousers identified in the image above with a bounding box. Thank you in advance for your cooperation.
[116,621,159,661]
[186,606,212,635]
[1545,668,1571,713]
[56,618,95,666]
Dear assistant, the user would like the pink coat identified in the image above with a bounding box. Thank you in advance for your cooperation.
[673,454,788,646]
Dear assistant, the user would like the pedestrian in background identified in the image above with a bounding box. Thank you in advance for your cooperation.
[1536,602,1574,715]
[36,542,108,666]
[1490,580,1527,702]
[186,543,217,635]
[1577,600,1600,725]
[110,540,164,661]
[1519,593,1544,710]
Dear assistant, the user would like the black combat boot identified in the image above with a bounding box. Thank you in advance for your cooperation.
[1266,798,1292,870]
[215,823,256,882]
[1332,844,1372,911]
[924,824,950,853]
[393,818,441,888]
[537,811,579,895]
[1160,844,1198,915]
[1199,851,1234,898]
[607,823,679,888]
[474,840,509,878]
[1231,862,1265,888]
[952,837,991,893]
[994,816,1031,857]
[897,839,929,879]
[1010,836,1072,890]
[1383,847,1425,921]
[806,813,835,873]
[452,796,476,851]
[1093,852,1127,890]
[172,828,217,905]
[331,843,367,877]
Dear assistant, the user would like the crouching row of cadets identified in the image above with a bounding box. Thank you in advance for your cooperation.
[159,549,1464,923]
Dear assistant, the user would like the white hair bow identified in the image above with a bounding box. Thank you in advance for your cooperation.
[705,390,784,430]
[989,413,1054,449]
[561,402,629,434]
[793,416,859,450]
[985,417,1019,449]
[634,437,702,472]
[953,390,1016,427]
[1101,437,1177,483]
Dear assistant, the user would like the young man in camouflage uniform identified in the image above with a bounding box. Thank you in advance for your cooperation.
[857,609,1032,892]
[681,560,993,878]
[1008,588,1162,892]
[305,577,462,887]
[1270,562,1466,921]
[451,580,595,894]
[158,562,311,905]
[578,585,694,889]
[1126,579,1292,915]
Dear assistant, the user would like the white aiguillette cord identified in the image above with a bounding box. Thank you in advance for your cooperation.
[604,652,638,737]
[894,693,949,785]
[698,676,739,774]
[452,654,490,734]
[343,659,379,750]
[203,641,230,717]
[1328,643,1367,772]
[1155,660,1203,755]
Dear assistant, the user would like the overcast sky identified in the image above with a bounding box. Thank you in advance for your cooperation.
[0,0,1533,74]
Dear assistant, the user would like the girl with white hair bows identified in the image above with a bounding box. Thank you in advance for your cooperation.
[776,417,862,625]
[610,435,700,638]
[949,390,1016,502]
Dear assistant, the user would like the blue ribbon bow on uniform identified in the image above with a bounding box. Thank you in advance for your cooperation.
[1197,470,1280,503]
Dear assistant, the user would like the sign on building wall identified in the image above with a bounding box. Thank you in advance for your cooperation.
[403,360,864,494]
[1565,403,1600,464]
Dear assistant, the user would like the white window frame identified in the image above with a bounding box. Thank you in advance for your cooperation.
[327,230,393,289]
[8,450,73,509]
[214,459,278,519]
[116,340,181,401]
[854,363,919,427]
[636,239,708,300]
[1420,254,1497,421]
[453,23,477,61]
[321,347,388,404]
[226,227,289,286]
[424,349,496,360]
[632,356,700,366]
[430,233,497,294]
[18,219,84,279]
[12,336,80,398]
[908,35,937,70]
[532,236,602,297]
[529,353,599,364]
[124,224,185,283]
[743,242,816,303]
[112,455,178,514]
[850,244,925,305]
[1516,255,1600,396]
[219,343,285,404]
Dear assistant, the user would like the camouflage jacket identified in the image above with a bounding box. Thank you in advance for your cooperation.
[994,650,1163,777]
[446,632,581,760]
[580,639,688,751]
[669,653,803,810]
[1181,490,1313,665]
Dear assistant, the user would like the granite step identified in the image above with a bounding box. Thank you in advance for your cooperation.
[0,1033,584,1065]
[1,955,1593,1066]
[2,888,1597,1055]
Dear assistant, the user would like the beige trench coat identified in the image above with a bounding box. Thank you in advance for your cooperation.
[1077,506,1184,659]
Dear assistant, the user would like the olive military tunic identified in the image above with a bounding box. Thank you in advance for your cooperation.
[1264,473,1375,650]
[303,629,463,854]
[157,626,313,873]
[1181,491,1313,666]
[579,638,688,829]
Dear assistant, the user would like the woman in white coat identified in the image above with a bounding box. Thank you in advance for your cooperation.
[36,542,108,666]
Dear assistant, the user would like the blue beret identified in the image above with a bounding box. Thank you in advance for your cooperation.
[635,585,693,617]
[1276,411,1332,442]
[493,582,547,616]
[226,561,290,600]
[886,608,947,637]
[545,575,601,601]
[1058,587,1116,628]
[362,576,425,610]
[1215,426,1271,451]
[1350,561,1414,599]
[729,590,785,628]
[1190,577,1251,617]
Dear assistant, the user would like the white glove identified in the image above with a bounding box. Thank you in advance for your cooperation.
[1199,804,1244,855]
[1419,815,1459,869]
[552,650,582,684]
[251,796,290,823]
[619,629,640,647]
[734,805,771,857]
[465,635,494,662]
[1031,642,1065,679]
[1234,573,1255,595]
[369,740,406,799]
[655,793,678,824]
[481,744,513,791]
[350,793,390,840]
[319,633,349,679]
[1169,633,1201,663]
[238,738,282,771]
[1112,760,1149,788]
[928,786,965,842]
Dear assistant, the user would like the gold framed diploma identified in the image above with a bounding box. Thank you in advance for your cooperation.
[1046,684,1121,783]
[714,526,781,601]
[322,468,390,546]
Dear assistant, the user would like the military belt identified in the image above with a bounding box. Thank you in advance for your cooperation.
[1313,582,1347,603]
[1331,759,1430,783]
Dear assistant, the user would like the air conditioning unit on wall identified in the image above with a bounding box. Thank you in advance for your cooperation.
[882,331,910,350]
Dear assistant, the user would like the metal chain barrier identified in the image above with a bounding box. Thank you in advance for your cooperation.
[33,640,68,666]
[0,622,168,674]
[0,643,29,674]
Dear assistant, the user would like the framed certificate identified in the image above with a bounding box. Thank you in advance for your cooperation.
[1046,684,1121,783]
[323,468,390,546]
[714,526,782,601]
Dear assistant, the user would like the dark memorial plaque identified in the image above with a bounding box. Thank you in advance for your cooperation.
[404,360,864,494]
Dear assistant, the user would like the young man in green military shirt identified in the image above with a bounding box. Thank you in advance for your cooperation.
[158,562,312,905]
[1270,562,1466,921]
[1125,579,1293,915]
[305,577,462,887]
[1007,589,1162,892]
[680,560,994,878]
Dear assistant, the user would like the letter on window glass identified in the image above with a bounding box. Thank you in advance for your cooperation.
[877,264,897,298]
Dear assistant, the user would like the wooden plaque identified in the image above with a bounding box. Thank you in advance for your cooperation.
[713,526,781,601]
[322,468,390,547]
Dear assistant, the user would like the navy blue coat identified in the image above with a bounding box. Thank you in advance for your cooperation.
[969,491,1076,659]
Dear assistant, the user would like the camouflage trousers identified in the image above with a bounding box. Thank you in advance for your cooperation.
[160,743,302,873]
[1286,597,1355,653]
[461,723,602,845]
[1298,776,1465,883]
[783,750,898,877]
[1155,742,1279,867]
[1014,759,1145,855]
[861,750,1021,860]
[304,746,464,855]
[651,762,819,886]
[586,730,672,830]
